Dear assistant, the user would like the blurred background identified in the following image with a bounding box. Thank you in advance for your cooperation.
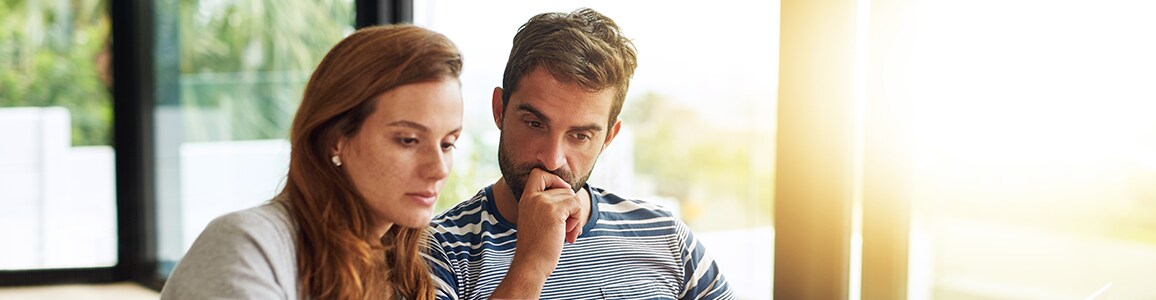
[1,0,1154,299]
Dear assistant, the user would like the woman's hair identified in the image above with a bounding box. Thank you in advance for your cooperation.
[276,24,461,299]
[500,8,637,127]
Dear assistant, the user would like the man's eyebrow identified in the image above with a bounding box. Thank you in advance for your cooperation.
[570,123,604,133]
[517,103,604,132]
[516,103,550,124]
[387,120,429,132]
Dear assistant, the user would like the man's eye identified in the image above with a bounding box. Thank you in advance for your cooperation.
[575,133,590,141]
[526,120,543,128]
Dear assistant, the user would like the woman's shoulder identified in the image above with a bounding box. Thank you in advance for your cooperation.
[193,201,298,266]
[160,201,299,299]
[208,201,295,236]
[193,202,299,260]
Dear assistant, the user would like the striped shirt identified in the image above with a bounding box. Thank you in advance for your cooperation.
[423,185,734,300]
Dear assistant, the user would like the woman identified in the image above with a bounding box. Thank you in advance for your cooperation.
[160,24,463,299]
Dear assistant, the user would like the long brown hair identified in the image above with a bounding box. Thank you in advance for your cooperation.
[277,24,461,300]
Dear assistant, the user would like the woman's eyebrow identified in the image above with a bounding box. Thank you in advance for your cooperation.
[387,120,429,132]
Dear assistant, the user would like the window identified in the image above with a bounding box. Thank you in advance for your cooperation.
[0,0,117,270]
[151,0,354,278]
[905,0,1156,298]
[414,1,778,298]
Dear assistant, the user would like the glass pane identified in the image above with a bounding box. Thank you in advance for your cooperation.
[906,0,1156,298]
[153,0,354,278]
[0,0,117,269]
[415,1,778,298]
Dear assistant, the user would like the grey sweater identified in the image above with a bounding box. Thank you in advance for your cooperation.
[160,202,299,299]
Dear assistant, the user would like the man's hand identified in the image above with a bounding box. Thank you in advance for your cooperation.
[520,168,585,244]
[491,168,584,299]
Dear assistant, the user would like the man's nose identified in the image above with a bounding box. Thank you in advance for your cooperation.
[536,136,567,172]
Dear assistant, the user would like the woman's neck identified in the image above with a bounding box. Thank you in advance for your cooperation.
[374,222,394,243]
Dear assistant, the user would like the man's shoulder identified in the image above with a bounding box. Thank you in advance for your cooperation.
[431,189,490,226]
[426,187,517,254]
[591,186,678,220]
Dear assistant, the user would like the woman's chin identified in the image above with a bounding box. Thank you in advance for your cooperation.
[395,211,433,229]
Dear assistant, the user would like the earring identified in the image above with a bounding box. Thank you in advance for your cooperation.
[331,155,342,167]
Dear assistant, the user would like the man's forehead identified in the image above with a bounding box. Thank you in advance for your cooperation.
[511,72,614,112]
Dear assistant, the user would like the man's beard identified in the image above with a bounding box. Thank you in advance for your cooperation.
[497,135,592,202]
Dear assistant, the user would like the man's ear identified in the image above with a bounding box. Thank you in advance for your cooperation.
[492,87,505,130]
[601,119,622,152]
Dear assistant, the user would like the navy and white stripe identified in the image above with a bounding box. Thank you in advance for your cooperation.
[423,185,734,300]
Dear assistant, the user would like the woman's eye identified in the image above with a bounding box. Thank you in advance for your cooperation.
[441,142,456,151]
[399,138,419,145]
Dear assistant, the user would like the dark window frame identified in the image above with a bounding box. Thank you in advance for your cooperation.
[0,0,411,290]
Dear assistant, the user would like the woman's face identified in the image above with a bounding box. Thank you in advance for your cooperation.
[336,78,463,230]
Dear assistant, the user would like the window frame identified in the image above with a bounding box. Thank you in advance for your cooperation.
[0,0,412,290]
[773,0,858,297]
[774,0,914,299]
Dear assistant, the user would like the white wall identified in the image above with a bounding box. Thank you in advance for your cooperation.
[0,107,116,269]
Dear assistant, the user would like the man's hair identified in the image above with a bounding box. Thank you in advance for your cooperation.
[501,8,638,126]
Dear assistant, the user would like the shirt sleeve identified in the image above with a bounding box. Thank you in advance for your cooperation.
[675,220,736,300]
[160,211,290,299]
[422,227,460,300]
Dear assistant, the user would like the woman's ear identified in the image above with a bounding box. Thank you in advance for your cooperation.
[332,135,346,156]
[331,135,347,166]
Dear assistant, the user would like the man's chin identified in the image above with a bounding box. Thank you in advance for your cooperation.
[506,176,528,201]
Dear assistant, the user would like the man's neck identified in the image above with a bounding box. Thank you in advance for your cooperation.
[493,178,592,227]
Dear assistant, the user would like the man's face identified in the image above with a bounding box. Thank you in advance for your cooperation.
[495,68,620,200]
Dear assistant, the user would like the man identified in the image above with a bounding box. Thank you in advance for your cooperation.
[424,8,734,299]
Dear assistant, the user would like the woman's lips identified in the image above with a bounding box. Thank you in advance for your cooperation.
[406,191,438,207]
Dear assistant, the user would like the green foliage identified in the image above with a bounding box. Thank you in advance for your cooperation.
[0,0,354,145]
[174,0,353,142]
[0,0,113,146]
